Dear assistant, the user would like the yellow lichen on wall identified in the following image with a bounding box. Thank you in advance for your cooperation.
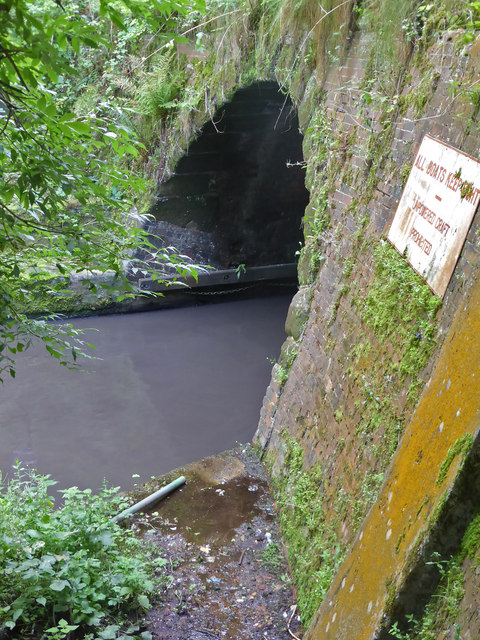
[305,273,480,640]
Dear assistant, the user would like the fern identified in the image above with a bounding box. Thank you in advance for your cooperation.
[136,52,180,118]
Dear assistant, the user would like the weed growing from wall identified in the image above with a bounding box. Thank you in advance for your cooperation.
[334,470,385,532]
[270,437,345,626]
[389,560,464,639]
[436,434,474,486]
[355,0,416,95]
[274,342,299,386]
[362,241,442,399]
[344,241,442,469]
[272,0,354,91]
[296,102,338,282]
[390,511,480,639]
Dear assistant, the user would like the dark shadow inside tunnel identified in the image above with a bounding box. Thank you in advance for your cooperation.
[149,82,309,270]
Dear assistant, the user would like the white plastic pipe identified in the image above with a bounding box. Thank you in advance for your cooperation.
[113,475,186,522]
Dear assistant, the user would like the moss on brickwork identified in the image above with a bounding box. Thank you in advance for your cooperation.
[256,6,474,628]
[304,271,480,640]
[259,15,480,634]
[269,435,386,626]
[269,437,345,626]
[436,434,474,486]
[321,239,444,495]
[461,512,480,561]
[273,340,299,387]
[15,275,117,318]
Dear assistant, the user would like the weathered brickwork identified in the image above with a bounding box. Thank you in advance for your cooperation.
[255,28,480,638]
[307,274,480,639]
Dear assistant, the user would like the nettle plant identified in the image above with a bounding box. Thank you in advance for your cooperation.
[0,465,155,640]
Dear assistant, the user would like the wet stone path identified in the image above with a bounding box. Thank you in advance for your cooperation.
[129,447,302,640]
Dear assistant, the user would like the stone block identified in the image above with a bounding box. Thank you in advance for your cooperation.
[285,286,313,340]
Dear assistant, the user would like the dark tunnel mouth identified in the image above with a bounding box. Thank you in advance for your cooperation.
[149,81,310,272]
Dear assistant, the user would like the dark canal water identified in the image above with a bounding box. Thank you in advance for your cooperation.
[0,293,292,492]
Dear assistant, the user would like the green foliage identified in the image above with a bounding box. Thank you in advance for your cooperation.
[303,104,334,214]
[436,434,474,486]
[339,239,443,480]
[274,343,299,386]
[0,465,155,639]
[260,542,282,573]
[45,618,80,640]
[418,0,480,45]
[400,2,436,44]
[335,470,385,531]
[0,0,204,379]
[363,241,442,392]
[358,0,480,99]
[463,1,480,40]
[273,0,353,93]
[395,0,480,59]
[271,438,345,626]
[136,52,184,120]
[389,548,466,639]
[298,104,336,280]
[460,512,480,562]
[357,0,416,90]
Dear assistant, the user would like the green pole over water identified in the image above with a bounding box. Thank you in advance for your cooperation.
[113,475,186,522]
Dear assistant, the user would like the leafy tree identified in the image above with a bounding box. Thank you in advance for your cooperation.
[0,0,204,379]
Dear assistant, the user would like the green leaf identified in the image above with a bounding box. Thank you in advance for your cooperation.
[119,144,139,157]
[49,580,69,592]
[99,625,120,639]
[12,607,23,622]
[109,10,125,29]
[137,594,150,608]
[97,532,113,546]
[45,66,58,84]
[0,0,201,385]
[64,120,91,135]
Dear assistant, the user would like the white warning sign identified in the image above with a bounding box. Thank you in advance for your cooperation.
[388,135,480,297]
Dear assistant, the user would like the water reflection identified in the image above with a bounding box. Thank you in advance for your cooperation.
[0,293,292,492]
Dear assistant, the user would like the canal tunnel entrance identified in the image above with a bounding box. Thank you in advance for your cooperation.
[149,81,308,270]
[0,86,307,493]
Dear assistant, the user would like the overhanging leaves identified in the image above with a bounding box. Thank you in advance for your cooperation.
[0,0,205,378]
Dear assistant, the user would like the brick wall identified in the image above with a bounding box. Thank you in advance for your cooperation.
[254,28,480,637]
